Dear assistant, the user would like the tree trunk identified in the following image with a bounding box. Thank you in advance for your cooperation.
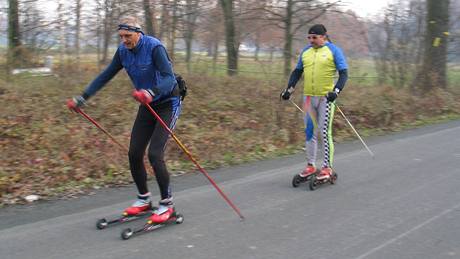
[57,1,65,70]
[167,0,179,62]
[219,0,238,76]
[254,31,260,61]
[75,0,82,69]
[207,43,213,57]
[159,0,168,40]
[283,0,293,77]
[7,0,21,68]
[213,39,219,74]
[185,35,192,72]
[184,0,199,73]
[143,0,156,36]
[417,0,450,90]
[101,21,112,64]
[96,1,102,71]
[101,1,114,64]
[269,46,275,62]
[411,4,425,91]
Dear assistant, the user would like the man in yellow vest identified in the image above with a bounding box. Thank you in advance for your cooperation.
[281,24,348,181]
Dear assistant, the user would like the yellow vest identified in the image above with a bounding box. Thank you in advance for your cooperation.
[301,44,341,96]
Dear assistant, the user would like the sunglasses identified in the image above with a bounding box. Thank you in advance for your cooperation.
[307,35,321,40]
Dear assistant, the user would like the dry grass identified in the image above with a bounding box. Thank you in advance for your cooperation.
[1,66,459,205]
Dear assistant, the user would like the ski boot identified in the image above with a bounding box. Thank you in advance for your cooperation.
[96,193,155,230]
[309,167,338,191]
[123,198,152,217]
[121,198,184,240]
[292,164,320,187]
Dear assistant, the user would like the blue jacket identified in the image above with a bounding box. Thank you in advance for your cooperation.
[83,35,176,103]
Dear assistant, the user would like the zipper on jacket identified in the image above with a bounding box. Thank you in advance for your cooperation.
[312,49,317,95]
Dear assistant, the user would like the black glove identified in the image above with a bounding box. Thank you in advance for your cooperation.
[280,86,294,100]
[326,88,340,102]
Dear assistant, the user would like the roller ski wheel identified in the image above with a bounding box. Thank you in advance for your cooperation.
[309,170,337,191]
[120,211,184,240]
[292,168,319,188]
[121,228,134,240]
[96,218,108,230]
[175,214,184,224]
[96,206,157,230]
[330,172,338,184]
[292,174,303,188]
[309,174,319,191]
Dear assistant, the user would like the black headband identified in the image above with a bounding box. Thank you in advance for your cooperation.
[308,24,327,35]
[118,24,144,34]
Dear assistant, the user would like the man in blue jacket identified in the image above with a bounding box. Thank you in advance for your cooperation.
[67,16,181,224]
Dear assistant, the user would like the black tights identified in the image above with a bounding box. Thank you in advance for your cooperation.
[128,100,180,200]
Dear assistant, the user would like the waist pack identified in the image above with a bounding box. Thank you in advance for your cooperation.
[174,73,187,101]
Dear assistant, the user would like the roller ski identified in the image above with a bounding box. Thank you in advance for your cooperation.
[121,199,184,240]
[292,164,320,187]
[96,194,156,230]
[309,167,338,191]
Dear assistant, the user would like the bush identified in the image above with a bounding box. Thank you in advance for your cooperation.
[0,70,459,205]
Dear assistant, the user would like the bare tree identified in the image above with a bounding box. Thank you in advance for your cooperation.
[234,0,267,60]
[0,3,7,38]
[19,0,60,66]
[75,0,82,68]
[143,0,156,36]
[367,0,425,88]
[156,0,180,61]
[7,0,21,67]
[159,0,168,40]
[0,5,8,68]
[92,0,103,70]
[100,0,117,64]
[168,0,179,61]
[99,0,137,64]
[261,0,341,76]
[417,0,450,90]
[198,3,224,73]
[448,1,460,62]
[56,1,66,69]
[182,0,201,72]
[220,0,238,75]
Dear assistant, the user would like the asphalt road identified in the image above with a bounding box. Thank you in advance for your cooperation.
[1,120,459,259]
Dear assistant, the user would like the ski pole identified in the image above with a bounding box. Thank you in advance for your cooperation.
[143,103,245,220]
[289,99,374,158]
[75,108,128,154]
[72,108,158,176]
[335,105,375,158]
[290,99,305,114]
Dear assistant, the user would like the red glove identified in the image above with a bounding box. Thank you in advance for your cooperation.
[66,96,86,112]
[132,89,154,104]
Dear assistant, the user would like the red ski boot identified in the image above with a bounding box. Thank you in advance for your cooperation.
[147,198,176,224]
[309,167,338,191]
[316,167,332,181]
[292,163,318,187]
[123,193,152,216]
[300,164,318,178]
[96,193,153,230]
[120,198,184,240]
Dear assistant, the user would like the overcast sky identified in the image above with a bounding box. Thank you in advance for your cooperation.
[34,0,393,19]
[0,0,393,31]
[344,0,393,17]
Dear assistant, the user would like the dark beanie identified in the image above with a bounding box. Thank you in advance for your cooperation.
[308,24,327,35]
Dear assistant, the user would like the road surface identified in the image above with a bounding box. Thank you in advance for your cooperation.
[1,121,459,259]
